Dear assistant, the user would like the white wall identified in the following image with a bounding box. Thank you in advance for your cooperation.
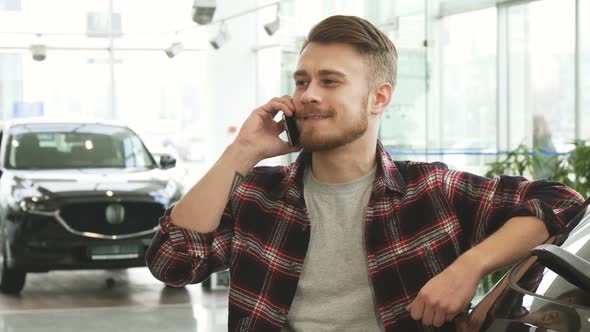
[201,0,257,168]
[201,0,285,170]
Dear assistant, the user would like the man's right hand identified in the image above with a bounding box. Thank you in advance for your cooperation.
[232,95,302,163]
[169,96,302,233]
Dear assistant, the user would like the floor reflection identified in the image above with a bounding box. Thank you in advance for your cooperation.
[0,268,228,331]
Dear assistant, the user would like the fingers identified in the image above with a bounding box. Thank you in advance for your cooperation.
[257,95,296,117]
[432,310,446,327]
[407,296,462,328]
[408,299,424,321]
[422,307,435,327]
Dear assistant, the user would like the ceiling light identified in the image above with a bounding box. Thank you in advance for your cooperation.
[30,44,47,61]
[264,17,280,36]
[192,0,217,25]
[264,4,280,36]
[165,41,184,58]
[210,22,229,50]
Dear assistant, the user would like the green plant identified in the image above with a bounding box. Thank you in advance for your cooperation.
[565,140,590,198]
[476,140,590,298]
[484,140,590,199]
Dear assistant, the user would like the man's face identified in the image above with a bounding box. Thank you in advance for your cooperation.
[292,42,372,152]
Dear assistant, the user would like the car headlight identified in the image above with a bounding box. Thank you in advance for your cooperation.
[164,180,178,197]
[19,197,56,213]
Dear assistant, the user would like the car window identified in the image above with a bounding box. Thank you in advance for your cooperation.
[5,125,156,170]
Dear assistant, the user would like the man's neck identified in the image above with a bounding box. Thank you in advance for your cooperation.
[310,138,378,184]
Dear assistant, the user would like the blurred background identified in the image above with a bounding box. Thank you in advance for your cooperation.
[0,0,589,331]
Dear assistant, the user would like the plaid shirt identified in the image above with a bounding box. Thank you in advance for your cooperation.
[146,141,584,332]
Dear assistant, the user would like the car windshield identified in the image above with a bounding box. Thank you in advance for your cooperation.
[5,123,157,170]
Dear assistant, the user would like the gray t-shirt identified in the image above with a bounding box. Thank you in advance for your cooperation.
[282,165,385,332]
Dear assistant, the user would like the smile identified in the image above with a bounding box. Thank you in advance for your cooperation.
[303,116,329,120]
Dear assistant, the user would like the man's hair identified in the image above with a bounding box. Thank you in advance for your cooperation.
[301,15,398,90]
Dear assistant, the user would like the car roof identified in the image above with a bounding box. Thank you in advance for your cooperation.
[1,118,131,133]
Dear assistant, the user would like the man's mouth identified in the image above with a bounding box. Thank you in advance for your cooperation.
[302,115,330,120]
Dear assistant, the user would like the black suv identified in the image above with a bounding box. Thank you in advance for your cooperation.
[0,120,182,294]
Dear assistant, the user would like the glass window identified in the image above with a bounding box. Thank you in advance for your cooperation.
[439,8,497,173]
[112,51,205,129]
[0,50,111,121]
[376,4,428,162]
[581,0,590,140]
[0,53,23,121]
[6,124,155,169]
[0,0,20,11]
[507,0,575,153]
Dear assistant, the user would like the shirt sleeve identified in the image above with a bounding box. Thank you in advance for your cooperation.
[145,204,235,287]
[441,168,585,247]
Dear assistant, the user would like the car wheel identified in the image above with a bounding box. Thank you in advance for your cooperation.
[201,277,211,291]
[0,254,26,294]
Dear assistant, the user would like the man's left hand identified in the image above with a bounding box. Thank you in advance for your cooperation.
[406,259,481,327]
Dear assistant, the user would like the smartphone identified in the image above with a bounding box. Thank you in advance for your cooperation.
[282,113,300,146]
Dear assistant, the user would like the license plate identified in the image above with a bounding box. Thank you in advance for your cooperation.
[88,244,140,260]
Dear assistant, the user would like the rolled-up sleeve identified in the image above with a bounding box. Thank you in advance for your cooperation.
[145,205,235,287]
[442,168,585,247]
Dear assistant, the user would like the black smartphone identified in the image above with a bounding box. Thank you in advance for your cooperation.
[282,113,300,146]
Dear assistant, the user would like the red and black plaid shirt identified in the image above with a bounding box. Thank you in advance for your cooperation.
[146,141,584,331]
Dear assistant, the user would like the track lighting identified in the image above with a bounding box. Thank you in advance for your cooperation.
[264,17,279,36]
[264,4,280,36]
[192,0,217,25]
[210,22,229,50]
[165,41,184,58]
[30,44,47,61]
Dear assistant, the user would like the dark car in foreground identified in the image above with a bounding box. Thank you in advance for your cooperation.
[0,120,182,294]
[459,199,590,331]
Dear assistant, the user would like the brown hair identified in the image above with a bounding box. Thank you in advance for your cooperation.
[301,15,398,90]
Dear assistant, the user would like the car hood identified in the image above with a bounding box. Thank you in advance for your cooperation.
[10,168,178,199]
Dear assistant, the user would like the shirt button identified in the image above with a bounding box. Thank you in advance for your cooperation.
[289,262,297,271]
[300,224,308,232]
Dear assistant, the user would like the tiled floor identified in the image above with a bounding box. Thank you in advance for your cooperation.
[0,268,228,331]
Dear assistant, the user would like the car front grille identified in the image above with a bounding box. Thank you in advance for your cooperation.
[59,202,164,236]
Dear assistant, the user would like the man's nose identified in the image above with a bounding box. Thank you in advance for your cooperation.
[299,81,321,105]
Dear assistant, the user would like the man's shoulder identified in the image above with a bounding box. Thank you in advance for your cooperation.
[249,164,290,177]
[243,164,291,189]
[392,160,449,174]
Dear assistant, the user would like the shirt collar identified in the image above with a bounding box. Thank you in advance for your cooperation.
[271,140,406,201]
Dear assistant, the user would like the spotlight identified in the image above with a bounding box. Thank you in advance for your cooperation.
[165,41,184,58]
[210,23,229,50]
[30,44,47,61]
[264,17,280,36]
[192,0,217,25]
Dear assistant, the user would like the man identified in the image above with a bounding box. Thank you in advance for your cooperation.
[146,15,584,331]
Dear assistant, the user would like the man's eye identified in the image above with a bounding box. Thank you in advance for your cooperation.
[323,79,338,85]
[295,80,308,87]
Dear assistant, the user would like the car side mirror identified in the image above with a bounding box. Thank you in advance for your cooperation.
[531,244,590,293]
[159,154,177,169]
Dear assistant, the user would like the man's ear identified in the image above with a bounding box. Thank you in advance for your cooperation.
[370,82,393,115]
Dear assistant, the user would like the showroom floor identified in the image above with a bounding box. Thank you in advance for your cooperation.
[0,268,228,331]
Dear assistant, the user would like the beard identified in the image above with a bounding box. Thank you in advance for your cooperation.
[298,97,369,152]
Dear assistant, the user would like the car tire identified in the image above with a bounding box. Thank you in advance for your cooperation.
[202,277,211,291]
[0,256,26,294]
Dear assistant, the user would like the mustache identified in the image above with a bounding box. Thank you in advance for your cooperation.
[295,106,333,119]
